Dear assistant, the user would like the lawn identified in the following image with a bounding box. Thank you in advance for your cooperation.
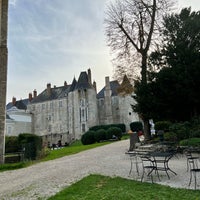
[0,140,112,172]
[48,174,200,200]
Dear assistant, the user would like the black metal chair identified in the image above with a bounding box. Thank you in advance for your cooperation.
[140,155,160,183]
[185,151,199,172]
[188,155,200,190]
[128,152,141,176]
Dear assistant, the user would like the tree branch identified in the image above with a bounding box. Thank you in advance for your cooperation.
[118,23,141,53]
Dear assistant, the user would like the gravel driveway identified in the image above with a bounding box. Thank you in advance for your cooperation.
[0,140,198,199]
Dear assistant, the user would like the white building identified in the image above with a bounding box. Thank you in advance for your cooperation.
[6,106,32,136]
[7,69,139,146]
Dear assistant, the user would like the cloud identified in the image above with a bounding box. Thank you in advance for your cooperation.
[7,0,115,103]
[9,0,17,6]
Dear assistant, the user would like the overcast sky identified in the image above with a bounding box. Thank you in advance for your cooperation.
[7,0,200,103]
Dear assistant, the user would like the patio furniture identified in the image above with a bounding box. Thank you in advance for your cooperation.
[125,151,140,176]
[126,149,151,177]
[140,155,160,183]
[150,151,177,179]
[185,151,199,172]
[188,155,200,190]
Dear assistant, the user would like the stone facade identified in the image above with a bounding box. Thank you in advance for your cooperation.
[26,69,139,146]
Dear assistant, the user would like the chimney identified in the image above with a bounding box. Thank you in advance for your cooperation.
[12,97,16,105]
[105,76,110,90]
[47,83,51,95]
[88,68,92,85]
[93,81,97,92]
[29,93,33,101]
[33,89,37,98]
[64,81,67,86]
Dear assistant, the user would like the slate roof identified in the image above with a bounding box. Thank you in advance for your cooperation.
[30,71,93,104]
[97,80,120,99]
[75,71,93,90]
[69,78,77,92]
[6,114,13,120]
[31,86,68,103]
[6,99,29,110]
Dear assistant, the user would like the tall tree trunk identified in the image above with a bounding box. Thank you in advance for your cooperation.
[141,52,151,140]
[0,0,8,164]
[143,117,151,140]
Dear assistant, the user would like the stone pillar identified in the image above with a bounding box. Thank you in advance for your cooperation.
[0,0,8,164]
[104,76,113,124]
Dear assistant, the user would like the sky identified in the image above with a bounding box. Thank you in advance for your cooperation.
[7,0,200,103]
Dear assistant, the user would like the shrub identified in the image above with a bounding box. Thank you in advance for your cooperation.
[163,132,177,142]
[81,131,96,145]
[89,124,126,133]
[94,129,106,142]
[37,147,51,159]
[154,121,172,132]
[130,121,143,132]
[191,129,200,138]
[5,136,20,153]
[169,122,190,141]
[18,133,42,160]
[106,127,122,140]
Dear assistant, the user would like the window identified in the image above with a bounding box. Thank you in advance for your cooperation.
[7,126,11,135]
[82,124,86,132]
[47,115,51,121]
[82,109,85,118]
[32,105,35,111]
[42,104,45,110]
[48,125,51,132]
[59,101,62,107]
[50,102,53,109]
[99,99,104,106]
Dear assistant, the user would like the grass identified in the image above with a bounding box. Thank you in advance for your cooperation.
[41,140,111,161]
[48,174,200,200]
[179,138,200,147]
[0,139,113,172]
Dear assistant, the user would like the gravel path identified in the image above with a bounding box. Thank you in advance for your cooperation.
[0,140,198,199]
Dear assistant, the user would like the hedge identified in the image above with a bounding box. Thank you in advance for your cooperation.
[89,123,126,133]
[130,121,143,132]
[18,133,42,160]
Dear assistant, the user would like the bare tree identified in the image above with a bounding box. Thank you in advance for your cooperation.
[0,0,8,164]
[105,0,175,139]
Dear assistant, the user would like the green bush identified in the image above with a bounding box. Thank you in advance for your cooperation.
[5,136,20,153]
[154,121,172,132]
[163,132,177,142]
[81,131,96,145]
[106,127,122,140]
[169,122,190,141]
[130,121,143,132]
[94,129,106,142]
[191,129,200,138]
[18,133,42,160]
[179,138,200,146]
[89,124,126,133]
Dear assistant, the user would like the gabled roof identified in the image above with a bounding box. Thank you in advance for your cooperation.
[97,80,120,99]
